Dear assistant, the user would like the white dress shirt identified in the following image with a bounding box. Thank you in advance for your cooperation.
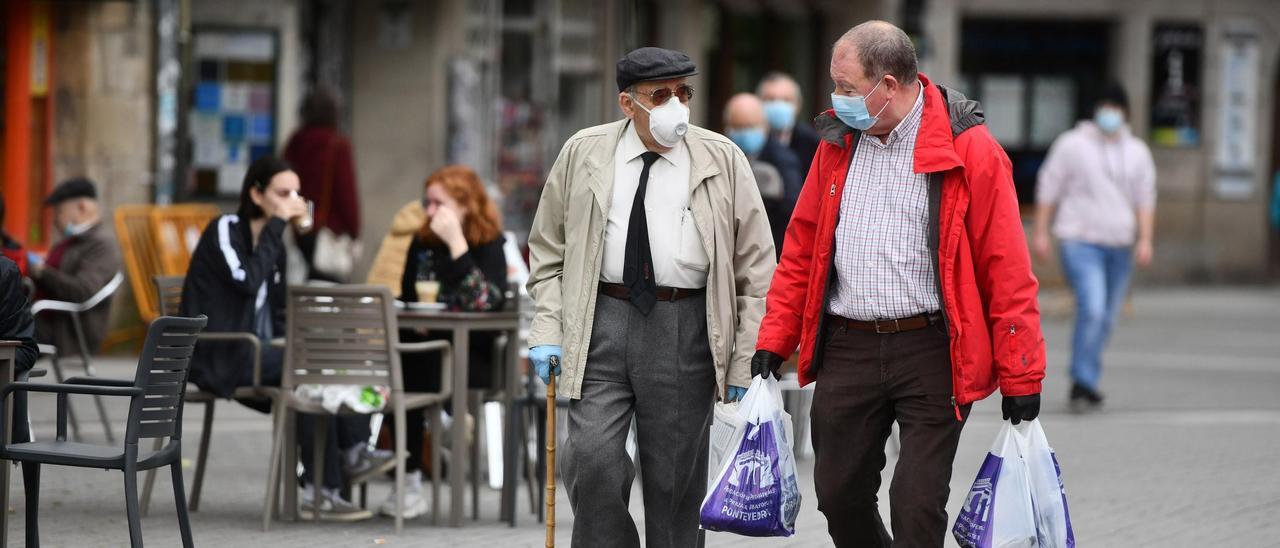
[827,86,941,320]
[600,122,708,289]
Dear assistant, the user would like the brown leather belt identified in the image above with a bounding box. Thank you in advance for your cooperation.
[826,311,944,334]
[598,282,705,302]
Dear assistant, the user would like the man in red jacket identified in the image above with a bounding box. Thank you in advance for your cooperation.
[751,21,1045,547]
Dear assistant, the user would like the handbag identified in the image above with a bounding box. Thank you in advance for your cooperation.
[310,135,360,281]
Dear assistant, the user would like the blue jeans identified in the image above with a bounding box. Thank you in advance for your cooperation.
[1059,240,1134,391]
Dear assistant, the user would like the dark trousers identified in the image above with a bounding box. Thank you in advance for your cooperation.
[388,329,498,473]
[564,293,715,548]
[811,317,970,548]
[298,414,370,489]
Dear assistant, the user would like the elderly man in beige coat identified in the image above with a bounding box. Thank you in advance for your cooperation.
[526,47,776,547]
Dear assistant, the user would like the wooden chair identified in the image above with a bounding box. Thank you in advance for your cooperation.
[139,275,273,515]
[113,204,220,325]
[0,315,207,547]
[114,205,167,324]
[150,204,220,277]
[30,272,125,443]
[263,285,451,534]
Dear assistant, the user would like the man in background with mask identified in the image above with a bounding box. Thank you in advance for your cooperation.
[725,92,799,256]
[752,22,1045,546]
[527,47,775,547]
[29,177,122,360]
[1034,83,1156,412]
[758,71,821,188]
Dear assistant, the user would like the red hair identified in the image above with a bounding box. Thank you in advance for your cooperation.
[418,165,503,245]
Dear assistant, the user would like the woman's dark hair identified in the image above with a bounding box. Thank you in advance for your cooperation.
[1096,82,1130,113]
[300,88,339,128]
[238,155,292,220]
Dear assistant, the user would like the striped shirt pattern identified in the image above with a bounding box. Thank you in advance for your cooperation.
[827,87,941,321]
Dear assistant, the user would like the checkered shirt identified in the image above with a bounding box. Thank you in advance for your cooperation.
[826,87,941,321]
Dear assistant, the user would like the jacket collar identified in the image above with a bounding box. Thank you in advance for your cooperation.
[813,73,974,174]
[583,119,721,211]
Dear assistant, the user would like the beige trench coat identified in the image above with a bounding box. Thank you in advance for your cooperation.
[526,119,777,400]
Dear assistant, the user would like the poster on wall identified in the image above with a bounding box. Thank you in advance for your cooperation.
[1030,76,1075,148]
[189,29,278,197]
[1150,24,1202,147]
[1214,26,1260,200]
[981,75,1026,149]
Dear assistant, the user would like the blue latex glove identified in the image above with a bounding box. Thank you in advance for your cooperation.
[26,252,42,268]
[726,385,748,402]
[529,345,562,385]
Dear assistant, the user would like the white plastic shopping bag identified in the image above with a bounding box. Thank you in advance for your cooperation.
[1023,421,1075,547]
[953,422,1038,548]
[699,376,801,537]
[954,420,1075,548]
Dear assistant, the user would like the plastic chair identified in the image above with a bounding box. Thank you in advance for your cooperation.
[139,275,275,516]
[30,271,125,443]
[263,285,452,534]
[0,315,208,547]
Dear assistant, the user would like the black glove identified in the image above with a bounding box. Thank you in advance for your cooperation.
[751,350,785,380]
[1001,394,1041,425]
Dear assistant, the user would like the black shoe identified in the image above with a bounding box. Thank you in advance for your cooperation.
[1082,386,1105,406]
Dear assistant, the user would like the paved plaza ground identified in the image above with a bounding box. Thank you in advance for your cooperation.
[5,286,1278,547]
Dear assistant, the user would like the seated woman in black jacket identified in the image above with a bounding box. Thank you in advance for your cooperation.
[181,155,389,521]
[382,165,508,518]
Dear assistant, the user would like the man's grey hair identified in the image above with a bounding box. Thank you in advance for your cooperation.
[835,20,918,85]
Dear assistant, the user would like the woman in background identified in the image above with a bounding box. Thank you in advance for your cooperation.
[384,165,508,519]
[283,88,361,281]
[182,155,390,520]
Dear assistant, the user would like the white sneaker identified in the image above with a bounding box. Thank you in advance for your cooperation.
[379,471,428,519]
[300,487,373,522]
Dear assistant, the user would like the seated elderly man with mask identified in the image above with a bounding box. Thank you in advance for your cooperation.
[28,178,122,360]
[724,92,801,257]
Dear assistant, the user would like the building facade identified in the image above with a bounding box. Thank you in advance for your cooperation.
[4,0,1278,294]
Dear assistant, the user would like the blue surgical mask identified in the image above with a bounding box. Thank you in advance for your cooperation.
[830,78,887,131]
[728,128,767,156]
[1095,108,1125,134]
[763,100,796,131]
[63,221,92,238]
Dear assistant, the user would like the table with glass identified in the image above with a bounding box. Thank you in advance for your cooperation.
[395,307,521,528]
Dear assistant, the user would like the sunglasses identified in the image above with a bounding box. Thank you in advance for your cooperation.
[633,84,695,105]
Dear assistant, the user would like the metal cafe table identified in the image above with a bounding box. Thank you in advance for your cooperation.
[395,309,520,527]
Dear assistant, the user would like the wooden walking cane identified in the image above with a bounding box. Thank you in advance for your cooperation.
[545,356,559,547]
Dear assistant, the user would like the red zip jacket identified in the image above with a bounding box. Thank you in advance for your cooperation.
[756,74,1045,407]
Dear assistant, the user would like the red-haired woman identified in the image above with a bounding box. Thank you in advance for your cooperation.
[386,165,508,518]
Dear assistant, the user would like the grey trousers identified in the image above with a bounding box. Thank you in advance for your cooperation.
[565,292,716,548]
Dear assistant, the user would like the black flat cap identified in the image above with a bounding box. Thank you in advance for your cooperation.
[616,47,698,92]
[45,177,98,206]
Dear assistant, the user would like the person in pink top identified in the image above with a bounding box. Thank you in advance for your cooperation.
[1034,83,1157,412]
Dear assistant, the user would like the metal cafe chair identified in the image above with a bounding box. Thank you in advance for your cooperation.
[139,275,276,515]
[263,285,451,534]
[0,315,207,547]
[30,271,125,443]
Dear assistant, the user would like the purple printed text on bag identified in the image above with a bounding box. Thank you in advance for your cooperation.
[953,452,1002,548]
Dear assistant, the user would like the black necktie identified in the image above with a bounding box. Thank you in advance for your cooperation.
[623,151,661,315]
